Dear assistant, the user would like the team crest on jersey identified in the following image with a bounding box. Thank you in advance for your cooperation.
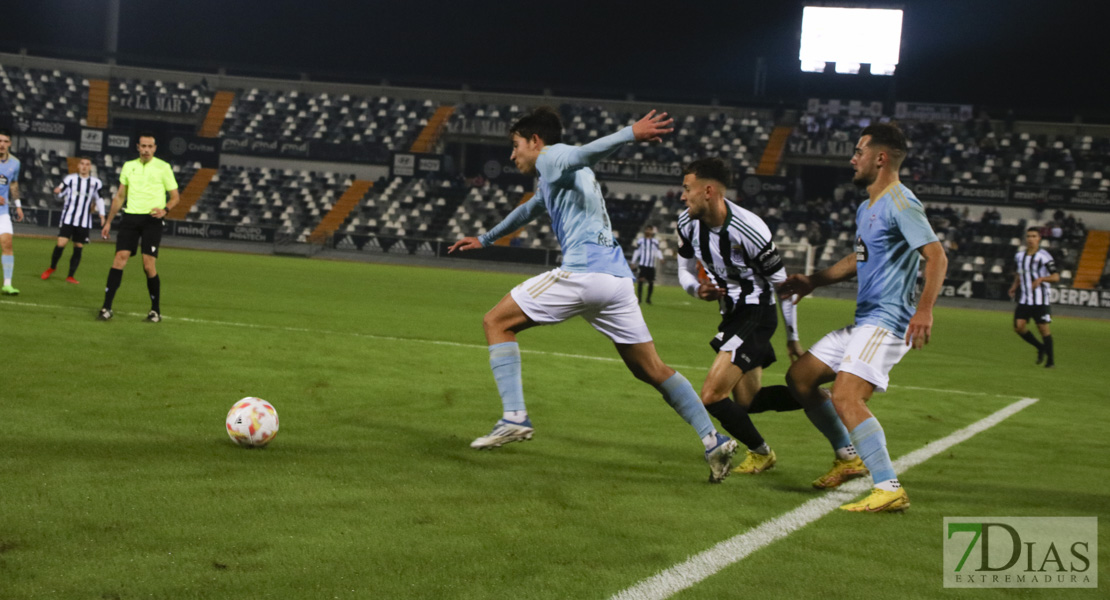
[855,236,869,262]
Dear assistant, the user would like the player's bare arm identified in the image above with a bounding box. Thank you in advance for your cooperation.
[631,110,674,143]
[152,189,180,218]
[778,253,857,301]
[9,181,23,222]
[905,241,948,349]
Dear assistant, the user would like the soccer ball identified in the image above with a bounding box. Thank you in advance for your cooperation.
[225,397,279,448]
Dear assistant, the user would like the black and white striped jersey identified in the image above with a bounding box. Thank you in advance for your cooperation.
[676,198,786,313]
[631,237,662,268]
[57,174,106,228]
[1014,248,1056,305]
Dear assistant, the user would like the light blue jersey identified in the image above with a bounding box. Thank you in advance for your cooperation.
[479,127,635,278]
[854,182,939,336]
[0,155,20,204]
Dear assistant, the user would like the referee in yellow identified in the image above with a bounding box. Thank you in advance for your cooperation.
[98,132,179,322]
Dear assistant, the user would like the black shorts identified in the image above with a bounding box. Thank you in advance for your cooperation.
[115,213,164,258]
[636,266,656,282]
[1014,303,1052,324]
[709,303,778,372]
[58,224,90,244]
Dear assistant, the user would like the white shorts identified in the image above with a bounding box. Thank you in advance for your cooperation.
[808,324,911,393]
[510,269,652,345]
[0,213,11,236]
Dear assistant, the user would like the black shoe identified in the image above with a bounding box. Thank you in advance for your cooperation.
[1036,347,1045,365]
[145,310,161,323]
[97,308,113,321]
[1045,362,1055,369]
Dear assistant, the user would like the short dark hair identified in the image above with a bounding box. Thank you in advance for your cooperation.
[0,127,11,138]
[682,157,732,189]
[1027,226,1042,234]
[137,131,157,143]
[509,107,562,145]
[860,123,907,155]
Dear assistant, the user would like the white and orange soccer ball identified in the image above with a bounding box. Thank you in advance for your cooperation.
[225,397,279,448]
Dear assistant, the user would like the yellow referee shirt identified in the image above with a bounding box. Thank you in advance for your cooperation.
[119,157,178,215]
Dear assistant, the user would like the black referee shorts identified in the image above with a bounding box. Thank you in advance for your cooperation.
[709,303,779,372]
[58,224,91,244]
[1014,303,1052,324]
[636,266,656,282]
[115,213,164,258]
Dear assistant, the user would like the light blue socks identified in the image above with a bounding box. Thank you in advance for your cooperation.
[489,342,525,413]
[658,372,715,438]
[805,398,854,456]
[1,254,13,284]
[850,417,898,487]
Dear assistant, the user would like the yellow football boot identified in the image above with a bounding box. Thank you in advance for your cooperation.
[839,487,910,512]
[812,456,869,489]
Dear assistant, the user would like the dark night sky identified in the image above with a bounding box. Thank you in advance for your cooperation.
[6,0,1107,115]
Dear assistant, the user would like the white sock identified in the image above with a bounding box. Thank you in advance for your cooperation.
[701,431,719,451]
[2,278,9,286]
[751,443,771,455]
[875,479,901,492]
[502,410,528,422]
[836,445,858,460]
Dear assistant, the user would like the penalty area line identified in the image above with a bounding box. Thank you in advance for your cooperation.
[609,397,1039,600]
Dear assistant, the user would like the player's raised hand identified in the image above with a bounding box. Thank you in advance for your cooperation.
[632,110,674,143]
[777,275,814,303]
[448,236,482,253]
[905,309,933,349]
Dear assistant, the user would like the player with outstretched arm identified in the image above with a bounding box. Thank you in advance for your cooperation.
[449,107,739,482]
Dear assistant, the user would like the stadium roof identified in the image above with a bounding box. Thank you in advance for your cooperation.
[5,0,1106,115]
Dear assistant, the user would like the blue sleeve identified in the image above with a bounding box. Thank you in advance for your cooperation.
[893,200,940,250]
[13,161,20,182]
[478,193,547,247]
[536,126,635,182]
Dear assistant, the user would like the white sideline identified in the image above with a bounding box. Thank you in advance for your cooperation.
[3,299,1025,400]
[609,397,1039,600]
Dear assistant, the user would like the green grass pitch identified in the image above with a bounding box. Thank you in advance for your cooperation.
[1,237,1107,599]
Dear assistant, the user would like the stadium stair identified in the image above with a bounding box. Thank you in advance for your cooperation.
[199,91,236,138]
[755,125,794,175]
[1072,230,1110,289]
[86,79,110,129]
[168,168,218,220]
[492,192,534,246]
[410,105,455,153]
[309,180,374,243]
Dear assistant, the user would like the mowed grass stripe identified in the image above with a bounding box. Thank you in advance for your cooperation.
[0,297,1020,401]
[610,397,1039,600]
